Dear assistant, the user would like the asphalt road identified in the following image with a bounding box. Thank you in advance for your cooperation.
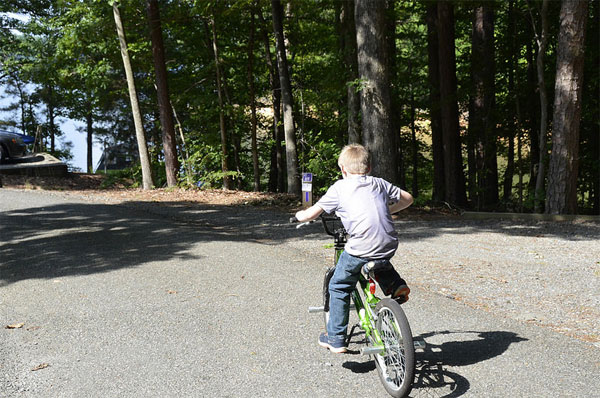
[1,189,599,397]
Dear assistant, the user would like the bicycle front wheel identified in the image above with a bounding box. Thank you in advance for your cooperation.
[373,299,415,398]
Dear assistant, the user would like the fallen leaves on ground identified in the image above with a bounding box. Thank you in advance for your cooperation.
[1,173,458,217]
[31,363,50,371]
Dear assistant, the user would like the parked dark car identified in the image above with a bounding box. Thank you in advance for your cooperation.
[0,130,30,163]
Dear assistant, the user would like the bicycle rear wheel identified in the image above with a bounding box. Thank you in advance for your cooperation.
[373,299,415,398]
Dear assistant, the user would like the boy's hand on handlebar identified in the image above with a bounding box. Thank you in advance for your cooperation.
[295,204,324,223]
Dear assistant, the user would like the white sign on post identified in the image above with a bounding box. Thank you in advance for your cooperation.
[302,173,313,208]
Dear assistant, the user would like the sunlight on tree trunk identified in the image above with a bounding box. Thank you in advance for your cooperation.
[272,0,300,195]
[529,0,549,213]
[147,0,179,187]
[426,3,445,202]
[247,3,260,192]
[437,2,467,207]
[546,0,588,214]
[86,106,92,173]
[113,2,154,190]
[340,0,360,144]
[469,3,498,210]
[209,15,232,190]
[355,0,398,183]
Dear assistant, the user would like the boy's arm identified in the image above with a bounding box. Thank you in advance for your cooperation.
[389,190,414,214]
[295,204,324,222]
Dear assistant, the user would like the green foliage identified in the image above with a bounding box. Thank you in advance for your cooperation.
[98,168,135,189]
[301,136,341,196]
[179,139,243,189]
[1,0,597,213]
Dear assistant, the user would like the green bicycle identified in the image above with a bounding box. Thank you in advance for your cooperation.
[301,214,416,398]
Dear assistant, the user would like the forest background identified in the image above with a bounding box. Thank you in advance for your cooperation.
[0,0,598,215]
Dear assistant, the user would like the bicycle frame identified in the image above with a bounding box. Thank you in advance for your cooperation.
[307,214,417,398]
[327,217,386,355]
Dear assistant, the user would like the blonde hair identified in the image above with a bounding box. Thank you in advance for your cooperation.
[338,144,370,174]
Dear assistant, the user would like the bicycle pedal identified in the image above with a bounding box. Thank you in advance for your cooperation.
[361,346,384,355]
[308,306,325,313]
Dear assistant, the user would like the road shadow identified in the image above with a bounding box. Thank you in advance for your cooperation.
[0,200,297,287]
[340,327,526,398]
[410,330,527,397]
[104,200,600,243]
[2,196,598,287]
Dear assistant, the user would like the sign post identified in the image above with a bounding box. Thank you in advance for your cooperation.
[301,173,313,208]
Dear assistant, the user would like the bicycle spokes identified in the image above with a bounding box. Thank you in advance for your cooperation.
[378,310,407,387]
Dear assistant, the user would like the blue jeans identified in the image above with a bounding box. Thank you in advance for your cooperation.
[327,251,403,344]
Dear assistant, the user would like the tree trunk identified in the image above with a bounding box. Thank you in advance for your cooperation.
[546,0,588,214]
[525,40,540,195]
[49,105,56,153]
[232,129,243,190]
[46,84,56,153]
[504,131,515,201]
[354,0,397,183]
[410,76,418,197]
[258,9,284,193]
[147,0,179,187]
[340,0,361,144]
[385,0,402,186]
[247,4,260,192]
[517,120,524,211]
[437,1,467,207]
[503,0,516,202]
[531,0,549,212]
[272,0,300,195]
[209,16,232,190]
[86,106,93,173]
[426,3,445,202]
[469,2,498,210]
[113,3,154,190]
[171,106,193,186]
[593,126,600,214]
[14,79,28,141]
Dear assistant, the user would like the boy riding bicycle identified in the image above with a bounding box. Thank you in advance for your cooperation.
[295,144,413,353]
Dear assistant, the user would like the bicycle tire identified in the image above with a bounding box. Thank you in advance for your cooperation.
[372,298,415,398]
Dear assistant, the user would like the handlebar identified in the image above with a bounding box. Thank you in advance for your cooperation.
[289,216,315,229]
[290,213,347,246]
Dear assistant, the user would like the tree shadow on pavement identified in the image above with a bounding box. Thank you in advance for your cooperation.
[340,328,527,397]
[2,197,597,287]
[410,330,527,397]
[75,199,600,243]
[0,200,297,287]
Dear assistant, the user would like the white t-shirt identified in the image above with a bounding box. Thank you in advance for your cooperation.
[316,175,404,259]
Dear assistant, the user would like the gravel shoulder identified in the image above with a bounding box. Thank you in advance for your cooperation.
[395,218,600,345]
[284,214,600,346]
